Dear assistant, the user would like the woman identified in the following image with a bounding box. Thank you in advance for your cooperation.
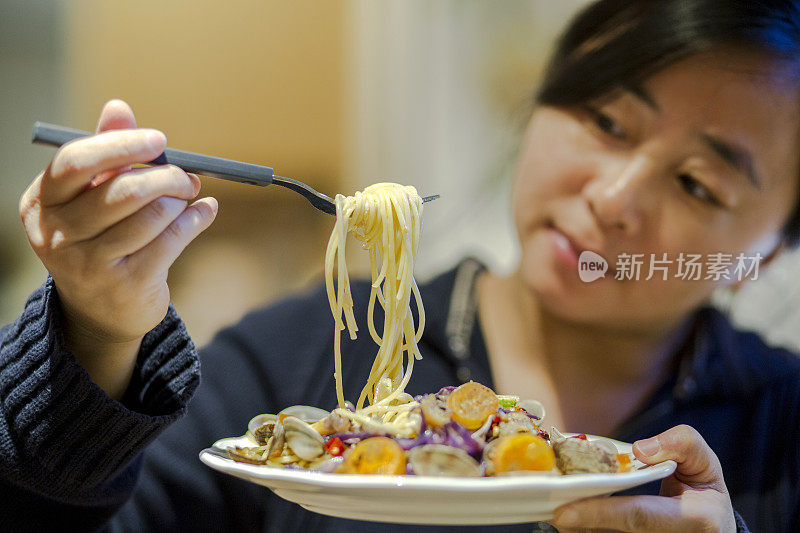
[3,0,799,531]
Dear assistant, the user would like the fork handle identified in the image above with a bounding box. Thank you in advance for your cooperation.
[31,122,274,187]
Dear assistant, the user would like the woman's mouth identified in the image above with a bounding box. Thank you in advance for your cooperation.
[545,225,580,270]
[543,222,615,279]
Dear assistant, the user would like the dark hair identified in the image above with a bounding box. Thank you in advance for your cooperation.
[536,0,800,246]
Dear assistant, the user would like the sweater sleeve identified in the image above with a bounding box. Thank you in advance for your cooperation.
[734,509,751,533]
[108,282,338,532]
[0,277,200,531]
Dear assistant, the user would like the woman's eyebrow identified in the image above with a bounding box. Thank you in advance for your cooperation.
[623,83,660,112]
[621,83,761,190]
[699,133,761,189]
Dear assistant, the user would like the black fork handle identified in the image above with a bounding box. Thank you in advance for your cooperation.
[31,121,274,187]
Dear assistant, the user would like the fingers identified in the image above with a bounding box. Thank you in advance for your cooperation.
[93,196,191,259]
[93,99,139,187]
[633,424,726,489]
[54,165,201,242]
[96,99,137,133]
[552,495,686,532]
[126,196,218,273]
[42,128,167,206]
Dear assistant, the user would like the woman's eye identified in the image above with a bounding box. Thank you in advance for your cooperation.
[677,173,721,206]
[588,108,626,140]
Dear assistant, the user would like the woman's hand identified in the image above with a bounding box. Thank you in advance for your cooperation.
[551,424,736,532]
[19,99,217,399]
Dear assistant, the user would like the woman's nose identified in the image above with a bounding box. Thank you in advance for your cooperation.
[582,155,655,237]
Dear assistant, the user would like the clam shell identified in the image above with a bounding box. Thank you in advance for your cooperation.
[548,428,619,455]
[227,445,269,465]
[470,414,494,441]
[482,439,500,476]
[247,414,278,442]
[312,455,345,473]
[278,405,329,424]
[407,444,482,477]
[497,411,537,438]
[267,422,285,459]
[549,426,567,443]
[283,417,325,461]
[553,437,619,474]
[588,436,619,455]
[517,399,545,420]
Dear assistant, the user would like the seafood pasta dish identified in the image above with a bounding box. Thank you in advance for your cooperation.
[227,183,632,477]
[228,382,632,477]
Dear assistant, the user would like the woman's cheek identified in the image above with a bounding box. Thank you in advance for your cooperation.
[514,117,599,220]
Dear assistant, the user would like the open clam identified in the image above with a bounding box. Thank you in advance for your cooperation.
[587,436,619,455]
[553,437,620,474]
[278,405,329,424]
[497,411,537,438]
[516,399,545,421]
[549,426,567,443]
[550,427,619,455]
[227,445,270,465]
[470,414,494,441]
[407,444,481,477]
[283,417,325,461]
[312,409,353,435]
[247,414,279,445]
[266,421,285,459]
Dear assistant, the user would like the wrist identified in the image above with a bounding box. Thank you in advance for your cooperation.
[61,305,144,401]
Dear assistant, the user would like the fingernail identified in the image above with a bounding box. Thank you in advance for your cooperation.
[145,130,166,152]
[635,437,660,456]
[554,508,579,526]
[206,197,219,216]
[188,173,201,195]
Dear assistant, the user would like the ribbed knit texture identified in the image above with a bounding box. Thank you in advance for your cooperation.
[0,276,199,508]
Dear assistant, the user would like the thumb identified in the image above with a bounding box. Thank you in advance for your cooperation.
[633,424,726,490]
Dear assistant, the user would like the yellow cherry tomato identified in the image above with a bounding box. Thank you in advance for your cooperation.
[447,381,499,430]
[492,434,555,473]
[338,437,406,475]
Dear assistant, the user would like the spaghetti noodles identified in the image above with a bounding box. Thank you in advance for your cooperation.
[324,183,425,416]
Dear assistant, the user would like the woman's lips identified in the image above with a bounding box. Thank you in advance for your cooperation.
[543,224,616,279]
[545,226,580,270]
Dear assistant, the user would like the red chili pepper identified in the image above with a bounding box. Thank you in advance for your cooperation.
[571,434,587,440]
[325,437,345,457]
[486,414,503,436]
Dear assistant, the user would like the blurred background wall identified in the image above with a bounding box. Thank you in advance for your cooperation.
[0,0,65,324]
[1,0,799,350]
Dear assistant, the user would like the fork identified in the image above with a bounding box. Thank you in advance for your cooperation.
[31,122,439,216]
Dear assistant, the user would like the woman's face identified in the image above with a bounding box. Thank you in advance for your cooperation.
[513,49,800,330]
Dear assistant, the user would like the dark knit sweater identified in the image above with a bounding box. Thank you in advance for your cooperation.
[1,259,797,532]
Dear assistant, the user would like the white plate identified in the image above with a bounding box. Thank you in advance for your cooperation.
[200,435,676,525]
